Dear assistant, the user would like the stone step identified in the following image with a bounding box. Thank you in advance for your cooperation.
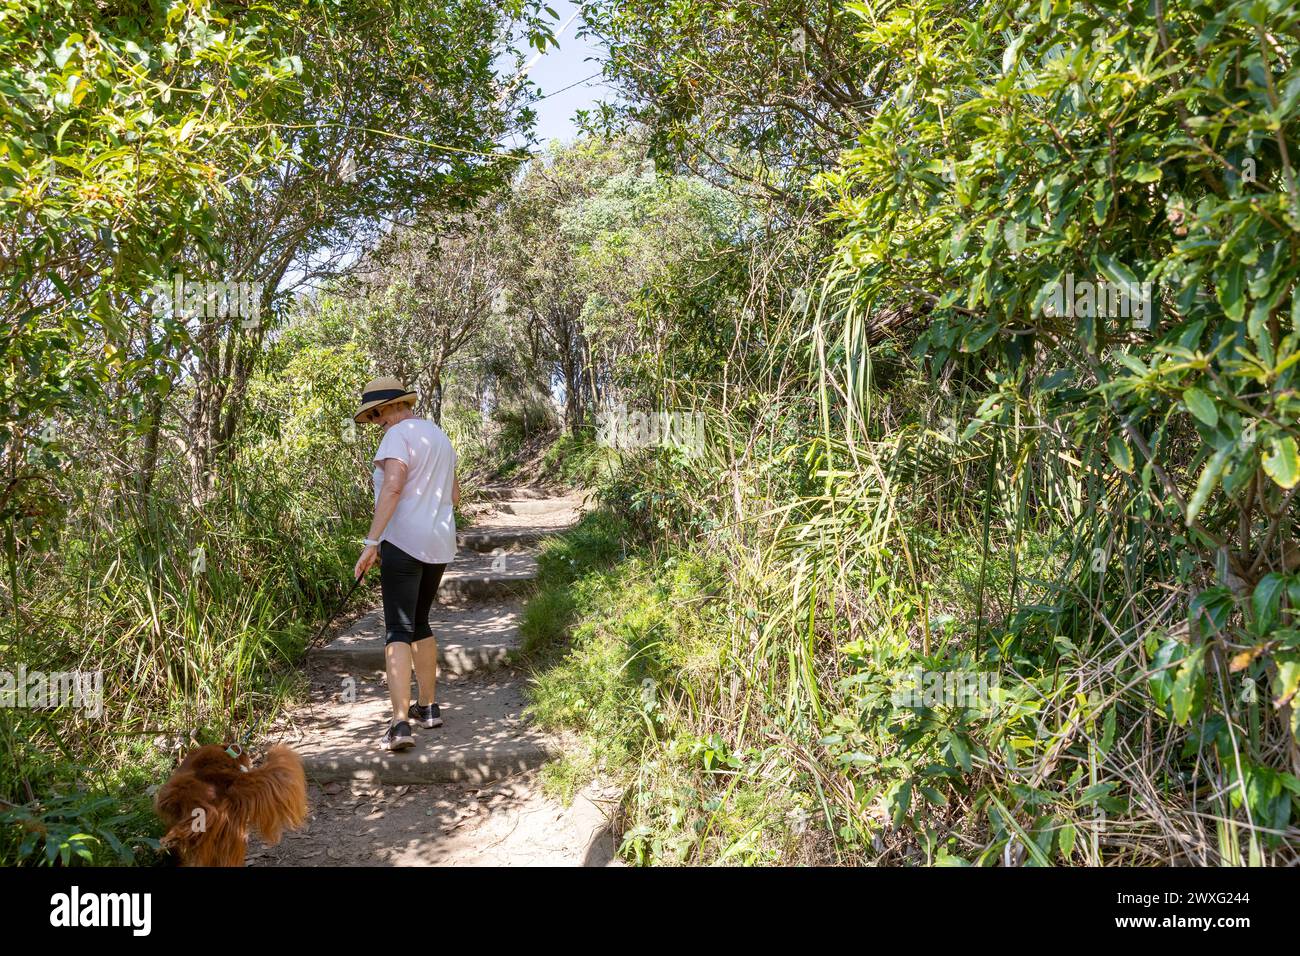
[489,498,577,517]
[312,601,522,674]
[456,489,588,552]
[458,524,572,553]
[296,672,550,785]
[438,548,538,602]
[474,485,554,501]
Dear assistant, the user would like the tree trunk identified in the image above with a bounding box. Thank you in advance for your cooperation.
[429,373,444,425]
[563,355,583,436]
[138,387,164,509]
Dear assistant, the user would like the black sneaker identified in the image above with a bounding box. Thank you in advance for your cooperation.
[382,720,415,751]
[409,702,442,729]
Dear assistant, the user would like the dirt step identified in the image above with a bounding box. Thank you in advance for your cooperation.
[246,774,622,867]
[473,486,555,501]
[457,489,589,552]
[489,498,582,517]
[458,524,573,553]
[312,601,522,674]
[438,549,538,602]
[294,671,550,785]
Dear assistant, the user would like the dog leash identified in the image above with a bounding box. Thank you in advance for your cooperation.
[205,575,361,764]
[310,574,364,647]
[216,572,361,758]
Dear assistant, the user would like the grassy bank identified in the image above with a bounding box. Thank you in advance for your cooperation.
[1,336,374,866]
[521,421,1300,865]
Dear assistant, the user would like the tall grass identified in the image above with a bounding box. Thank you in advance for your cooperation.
[522,316,1299,865]
[1,383,371,866]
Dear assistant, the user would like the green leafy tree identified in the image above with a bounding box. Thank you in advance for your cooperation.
[582,0,897,204]
[819,0,1300,858]
[356,215,498,423]
[0,0,303,561]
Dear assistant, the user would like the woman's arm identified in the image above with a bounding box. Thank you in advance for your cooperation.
[354,458,407,580]
[452,473,460,509]
[366,458,407,540]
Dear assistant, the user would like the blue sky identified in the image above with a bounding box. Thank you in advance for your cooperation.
[506,0,615,149]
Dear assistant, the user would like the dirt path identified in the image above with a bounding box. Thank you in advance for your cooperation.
[249,488,621,867]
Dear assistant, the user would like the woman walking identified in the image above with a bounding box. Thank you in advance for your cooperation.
[352,376,460,751]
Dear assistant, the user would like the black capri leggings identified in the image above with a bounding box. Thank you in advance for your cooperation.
[379,540,447,645]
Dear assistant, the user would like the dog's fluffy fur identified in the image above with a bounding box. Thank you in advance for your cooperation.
[155,743,308,866]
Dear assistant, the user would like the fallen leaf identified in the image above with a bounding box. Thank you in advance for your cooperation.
[1230,648,1261,672]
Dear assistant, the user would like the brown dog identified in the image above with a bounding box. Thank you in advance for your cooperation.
[155,743,308,866]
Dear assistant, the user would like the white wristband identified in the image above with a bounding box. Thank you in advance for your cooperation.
[363,538,380,547]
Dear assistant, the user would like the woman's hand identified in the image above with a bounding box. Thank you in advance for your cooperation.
[354,544,380,581]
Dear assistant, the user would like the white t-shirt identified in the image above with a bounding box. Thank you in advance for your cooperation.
[372,418,458,564]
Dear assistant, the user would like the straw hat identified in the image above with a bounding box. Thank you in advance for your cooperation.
[354,376,418,423]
